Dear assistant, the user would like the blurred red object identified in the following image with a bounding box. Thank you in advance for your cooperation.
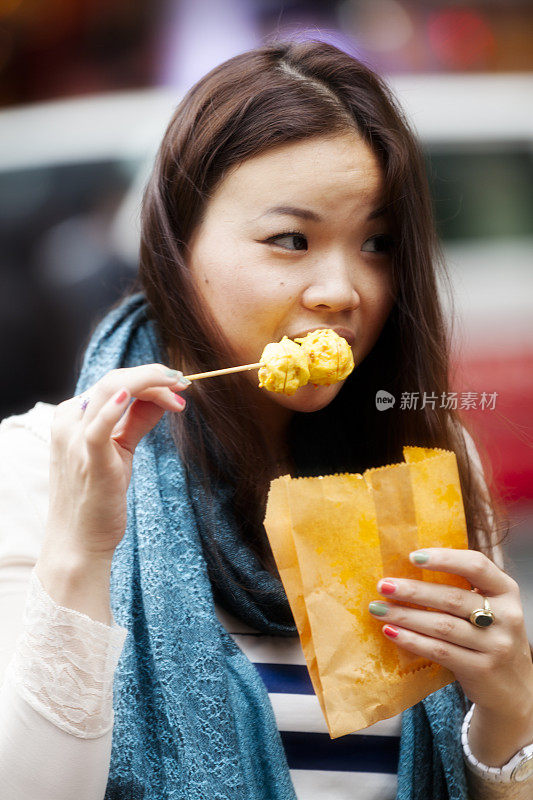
[428,9,496,70]
[452,351,533,504]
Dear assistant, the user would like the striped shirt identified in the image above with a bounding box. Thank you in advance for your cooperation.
[215,602,401,800]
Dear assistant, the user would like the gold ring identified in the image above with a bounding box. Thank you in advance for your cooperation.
[469,595,495,628]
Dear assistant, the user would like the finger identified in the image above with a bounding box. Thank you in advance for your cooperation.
[379,623,486,673]
[51,395,92,440]
[83,386,133,461]
[407,548,514,597]
[368,600,498,653]
[111,395,186,453]
[375,577,489,622]
[81,364,189,427]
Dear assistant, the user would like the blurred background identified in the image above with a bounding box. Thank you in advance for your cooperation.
[0,1,531,632]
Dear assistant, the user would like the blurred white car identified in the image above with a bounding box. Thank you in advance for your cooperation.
[1,75,532,498]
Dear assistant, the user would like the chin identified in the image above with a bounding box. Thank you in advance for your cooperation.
[269,382,344,413]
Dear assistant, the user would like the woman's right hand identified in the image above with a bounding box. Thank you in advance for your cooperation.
[43,363,190,563]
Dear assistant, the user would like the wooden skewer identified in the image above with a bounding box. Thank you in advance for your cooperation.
[184,362,262,381]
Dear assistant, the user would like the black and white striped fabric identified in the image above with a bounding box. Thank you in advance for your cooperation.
[215,604,400,800]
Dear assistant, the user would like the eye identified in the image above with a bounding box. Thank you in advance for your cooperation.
[266,231,308,251]
[361,234,394,253]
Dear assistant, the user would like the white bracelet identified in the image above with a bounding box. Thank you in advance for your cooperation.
[462,703,533,783]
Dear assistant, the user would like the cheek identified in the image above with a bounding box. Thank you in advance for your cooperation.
[356,271,395,356]
[191,259,300,363]
[193,256,258,324]
[200,262,297,326]
[366,270,395,322]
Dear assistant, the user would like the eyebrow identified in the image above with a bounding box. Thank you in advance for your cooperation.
[257,204,388,222]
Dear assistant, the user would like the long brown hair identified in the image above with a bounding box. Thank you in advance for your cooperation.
[124,40,519,635]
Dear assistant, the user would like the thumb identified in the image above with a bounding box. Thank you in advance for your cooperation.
[113,398,167,453]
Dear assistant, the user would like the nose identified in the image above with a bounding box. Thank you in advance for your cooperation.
[301,257,360,313]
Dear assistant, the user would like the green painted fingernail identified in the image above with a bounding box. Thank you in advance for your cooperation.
[369,601,389,616]
[165,369,180,377]
[410,551,429,564]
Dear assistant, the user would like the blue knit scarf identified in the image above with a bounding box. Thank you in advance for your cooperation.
[74,292,471,800]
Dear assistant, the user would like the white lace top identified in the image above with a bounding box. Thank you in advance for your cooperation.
[0,402,527,800]
[5,566,127,739]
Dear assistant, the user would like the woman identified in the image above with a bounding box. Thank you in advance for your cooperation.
[0,40,532,800]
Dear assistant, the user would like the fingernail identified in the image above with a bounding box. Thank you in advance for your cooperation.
[173,395,186,410]
[166,369,191,387]
[378,580,397,595]
[369,601,389,617]
[410,551,430,565]
[383,625,399,639]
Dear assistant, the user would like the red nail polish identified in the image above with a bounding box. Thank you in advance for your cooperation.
[383,625,399,639]
[379,580,397,596]
[174,395,186,409]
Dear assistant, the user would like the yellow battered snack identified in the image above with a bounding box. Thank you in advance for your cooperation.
[258,336,310,396]
[295,329,354,385]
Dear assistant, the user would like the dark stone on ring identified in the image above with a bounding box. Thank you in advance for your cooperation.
[470,611,495,627]
[469,596,495,627]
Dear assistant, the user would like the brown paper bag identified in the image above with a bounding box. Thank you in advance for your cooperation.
[263,446,471,738]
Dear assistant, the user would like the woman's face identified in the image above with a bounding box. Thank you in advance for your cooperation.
[186,131,396,414]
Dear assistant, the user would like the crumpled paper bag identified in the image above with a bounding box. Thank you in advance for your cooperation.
[263,446,471,738]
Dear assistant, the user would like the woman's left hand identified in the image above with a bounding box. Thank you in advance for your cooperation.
[368,548,533,719]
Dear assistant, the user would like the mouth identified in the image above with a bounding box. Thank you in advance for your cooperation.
[288,326,356,347]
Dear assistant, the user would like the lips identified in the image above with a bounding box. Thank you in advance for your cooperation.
[288,326,355,347]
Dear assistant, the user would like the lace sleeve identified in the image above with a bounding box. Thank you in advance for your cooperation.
[6,566,127,739]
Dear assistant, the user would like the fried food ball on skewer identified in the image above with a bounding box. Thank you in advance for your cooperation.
[295,329,354,386]
[258,336,310,396]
